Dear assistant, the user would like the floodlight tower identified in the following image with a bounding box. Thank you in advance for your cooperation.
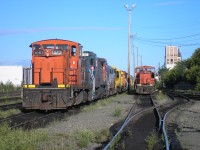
[130,33,137,77]
[124,4,136,92]
[136,45,138,67]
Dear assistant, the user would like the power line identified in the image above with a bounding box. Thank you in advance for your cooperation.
[133,32,200,48]
[136,33,200,41]
[135,38,200,47]
[135,39,166,47]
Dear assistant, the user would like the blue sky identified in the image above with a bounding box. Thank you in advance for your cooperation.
[0,0,199,74]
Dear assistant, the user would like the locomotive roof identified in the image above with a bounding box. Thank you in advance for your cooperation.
[29,39,81,47]
[82,51,97,56]
[98,57,107,62]
[136,66,155,69]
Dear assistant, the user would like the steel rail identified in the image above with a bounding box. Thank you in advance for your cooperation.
[162,106,177,150]
[10,111,61,129]
[0,103,21,111]
[103,105,153,150]
[150,95,162,130]
[104,94,161,150]
[0,111,36,123]
[121,100,136,125]
[103,100,136,150]
[162,93,191,150]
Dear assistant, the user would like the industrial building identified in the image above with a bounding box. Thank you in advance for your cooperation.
[0,66,23,86]
[165,46,182,69]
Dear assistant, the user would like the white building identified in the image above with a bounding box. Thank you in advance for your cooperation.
[0,66,23,86]
[165,46,182,70]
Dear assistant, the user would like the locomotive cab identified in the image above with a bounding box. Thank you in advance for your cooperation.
[22,39,84,110]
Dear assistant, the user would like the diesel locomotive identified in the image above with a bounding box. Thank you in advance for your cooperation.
[134,66,155,94]
[22,39,127,110]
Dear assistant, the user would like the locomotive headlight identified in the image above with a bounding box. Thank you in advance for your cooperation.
[52,50,63,55]
[34,50,44,55]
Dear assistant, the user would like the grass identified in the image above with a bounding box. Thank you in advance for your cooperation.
[0,92,129,149]
[75,128,110,148]
[108,133,125,150]
[114,106,122,117]
[0,123,48,150]
[0,99,21,106]
[81,96,115,112]
[76,129,95,148]
[156,92,166,101]
[0,109,21,118]
[29,128,111,150]
[145,130,159,150]
[81,93,128,113]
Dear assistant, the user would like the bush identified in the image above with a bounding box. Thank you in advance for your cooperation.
[0,81,20,93]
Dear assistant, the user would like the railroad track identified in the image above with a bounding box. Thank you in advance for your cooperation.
[0,111,64,129]
[103,93,190,150]
[104,95,155,150]
[0,105,81,130]
[0,102,22,111]
[0,91,21,102]
[162,92,191,150]
[166,90,200,100]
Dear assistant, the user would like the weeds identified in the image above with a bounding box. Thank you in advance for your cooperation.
[75,128,110,148]
[81,93,128,113]
[108,133,123,150]
[0,109,21,118]
[145,130,159,150]
[95,128,110,143]
[81,96,114,112]
[0,123,48,150]
[114,106,122,117]
[0,99,21,106]
[156,92,166,101]
[76,129,95,148]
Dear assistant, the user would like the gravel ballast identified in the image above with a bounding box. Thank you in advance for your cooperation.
[45,93,135,149]
[166,99,200,150]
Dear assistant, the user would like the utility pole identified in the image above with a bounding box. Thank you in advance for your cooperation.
[130,33,137,78]
[136,46,138,67]
[124,4,136,93]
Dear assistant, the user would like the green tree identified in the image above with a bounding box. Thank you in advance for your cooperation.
[190,48,200,67]
[185,65,200,84]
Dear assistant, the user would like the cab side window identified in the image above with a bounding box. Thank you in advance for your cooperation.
[71,46,76,56]
[90,58,94,66]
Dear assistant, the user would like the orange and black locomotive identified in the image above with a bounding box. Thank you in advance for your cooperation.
[134,66,155,94]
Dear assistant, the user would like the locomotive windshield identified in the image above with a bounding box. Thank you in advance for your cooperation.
[56,44,68,50]
[33,44,41,50]
[42,44,54,49]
